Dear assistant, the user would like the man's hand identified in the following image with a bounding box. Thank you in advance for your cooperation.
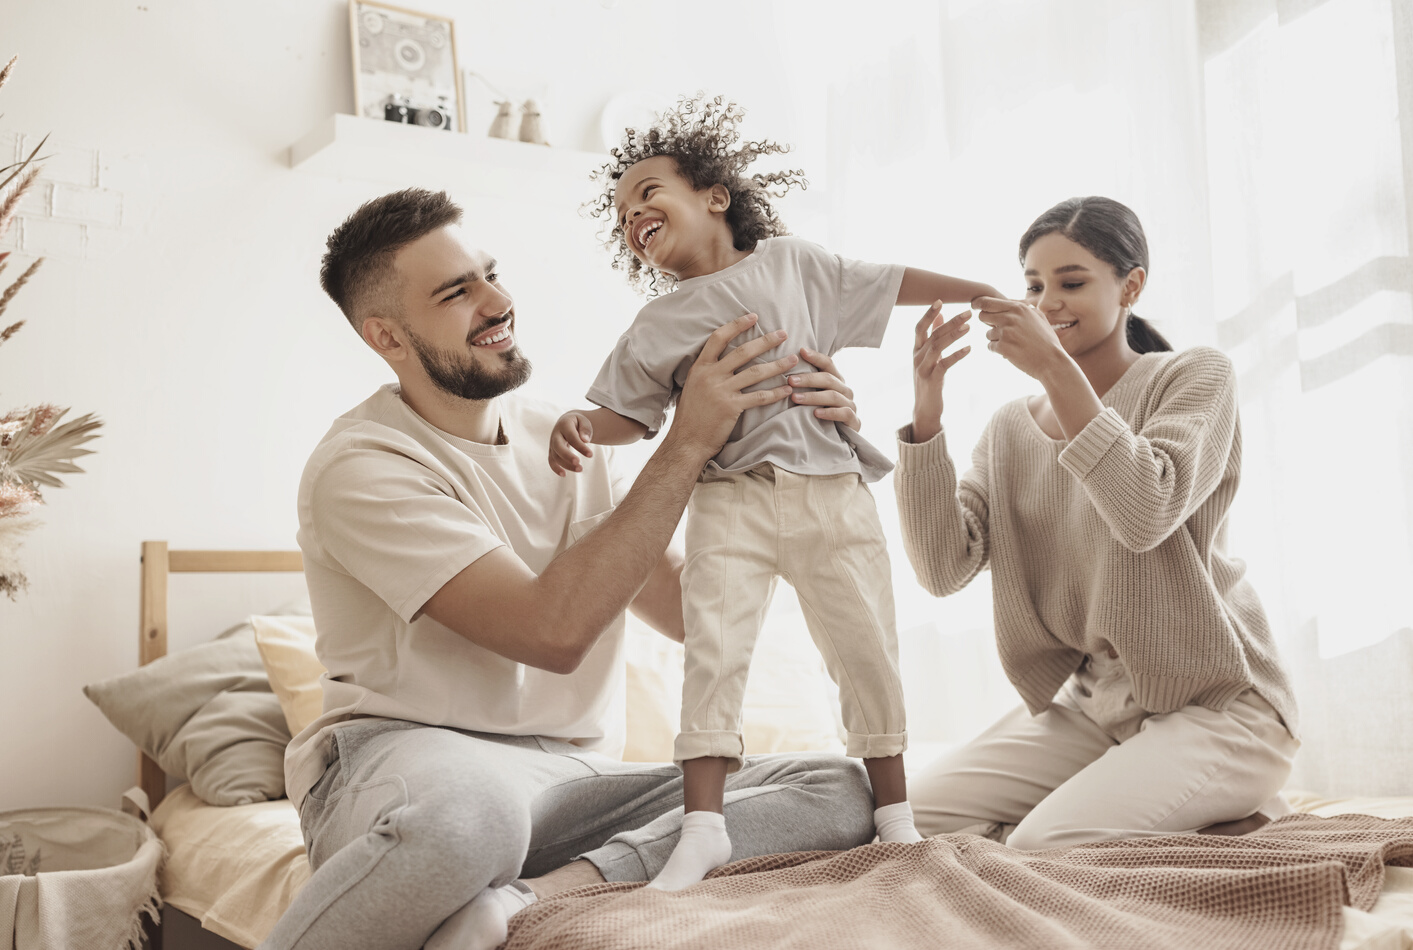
[665,313,797,465]
[787,347,862,431]
[549,411,594,476]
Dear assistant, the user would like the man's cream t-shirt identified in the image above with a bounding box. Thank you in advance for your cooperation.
[284,384,631,810]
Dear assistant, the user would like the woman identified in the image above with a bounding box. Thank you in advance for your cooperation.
[895,197,1298,849]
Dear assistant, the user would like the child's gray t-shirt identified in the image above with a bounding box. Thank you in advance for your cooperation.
[586,235,904,482]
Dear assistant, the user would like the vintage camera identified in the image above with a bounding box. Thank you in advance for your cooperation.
[383,94,453,131]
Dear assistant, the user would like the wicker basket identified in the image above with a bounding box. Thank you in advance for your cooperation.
[0,806,162,950]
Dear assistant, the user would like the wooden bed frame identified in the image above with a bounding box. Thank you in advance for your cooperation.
[137,541,304,950]
[137,540,304,810]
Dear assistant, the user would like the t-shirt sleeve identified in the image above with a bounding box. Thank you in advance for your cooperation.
[800,240,905,353]
[304,443,506,623]
[585,333,674,438]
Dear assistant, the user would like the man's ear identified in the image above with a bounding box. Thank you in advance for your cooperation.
[707,183,732,214]
[361,314,409,363]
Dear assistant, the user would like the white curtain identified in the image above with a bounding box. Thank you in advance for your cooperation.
[1200,0,1413,795]
[761,0,1411,793]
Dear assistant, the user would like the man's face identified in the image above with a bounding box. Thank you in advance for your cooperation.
[390,225,531,401]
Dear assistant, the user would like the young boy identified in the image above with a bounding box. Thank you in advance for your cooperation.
[551,95,995,891]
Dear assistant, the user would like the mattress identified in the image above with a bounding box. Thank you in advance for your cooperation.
[151,785,1413,950]
[150,785,308,949]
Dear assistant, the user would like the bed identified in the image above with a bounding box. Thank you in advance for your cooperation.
[130,543,1413,950]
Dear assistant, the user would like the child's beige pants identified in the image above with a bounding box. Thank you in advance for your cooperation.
[674,463,908,769]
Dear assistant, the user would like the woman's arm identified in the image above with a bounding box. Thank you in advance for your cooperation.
[973,296,1239,553]
[1054,349,1239,553]
[894,303,991,596]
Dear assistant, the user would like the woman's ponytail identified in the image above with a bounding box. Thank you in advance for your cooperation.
[1126,313,1172,353]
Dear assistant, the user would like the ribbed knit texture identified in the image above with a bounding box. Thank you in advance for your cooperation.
[894,346,1298,736]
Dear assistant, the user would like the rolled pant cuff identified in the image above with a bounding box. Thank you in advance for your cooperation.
[846,731,908,758]
[577,840,648,883]
[673,730,745,771]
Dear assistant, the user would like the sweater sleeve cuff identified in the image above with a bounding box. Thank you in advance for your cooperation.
[1057,407,1129,480]
[896,423,950,472]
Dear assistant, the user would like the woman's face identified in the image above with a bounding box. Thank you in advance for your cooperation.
[1022,232,1143,358]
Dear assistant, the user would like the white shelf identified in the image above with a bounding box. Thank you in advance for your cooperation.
[287,114,609,201]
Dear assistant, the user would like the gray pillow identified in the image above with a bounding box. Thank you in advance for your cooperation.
[84,626,292,806]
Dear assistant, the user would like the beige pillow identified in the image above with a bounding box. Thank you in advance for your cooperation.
[250,615,326,736]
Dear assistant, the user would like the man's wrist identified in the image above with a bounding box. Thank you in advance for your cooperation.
[656,426,714,476]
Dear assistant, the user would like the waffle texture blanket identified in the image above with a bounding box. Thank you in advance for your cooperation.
[505,814,1413,950]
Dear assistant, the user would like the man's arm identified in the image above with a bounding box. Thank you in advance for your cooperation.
[896,267,1000,308]
[423,315,793,673]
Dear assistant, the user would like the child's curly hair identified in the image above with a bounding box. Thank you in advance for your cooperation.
[584,94,807,297]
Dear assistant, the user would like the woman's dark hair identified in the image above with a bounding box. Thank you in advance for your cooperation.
[1018,197,1172,353]
[584,94,806,297]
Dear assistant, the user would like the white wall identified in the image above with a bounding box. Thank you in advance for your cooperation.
[0,0,818,810]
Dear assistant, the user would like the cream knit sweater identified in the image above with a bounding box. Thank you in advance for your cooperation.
[894,346,1298,736]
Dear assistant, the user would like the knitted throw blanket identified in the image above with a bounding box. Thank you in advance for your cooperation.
[505,815,1413,950]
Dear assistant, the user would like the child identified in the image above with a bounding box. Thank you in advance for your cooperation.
[551,95,996,891]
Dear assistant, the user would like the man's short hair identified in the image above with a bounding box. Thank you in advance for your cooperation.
[320,188,463,332]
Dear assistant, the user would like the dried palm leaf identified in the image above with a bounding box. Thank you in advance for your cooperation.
[0,57,15,93]
[0,164,41,241]
[0,410,101,489]
[0,256,42,323]
[0,133,47,197]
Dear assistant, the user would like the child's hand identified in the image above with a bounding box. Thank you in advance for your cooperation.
[549,411,595,476]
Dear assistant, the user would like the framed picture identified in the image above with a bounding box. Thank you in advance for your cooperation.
[349,0,464,133]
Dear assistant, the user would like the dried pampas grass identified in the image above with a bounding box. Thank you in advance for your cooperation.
[0,257,43,323]
[0,54,100,600]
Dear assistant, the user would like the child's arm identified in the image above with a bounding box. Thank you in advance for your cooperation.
[896,267,1001,308]
[549,407,649,477]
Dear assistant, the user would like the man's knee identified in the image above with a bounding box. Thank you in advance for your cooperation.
[743,752,875,848]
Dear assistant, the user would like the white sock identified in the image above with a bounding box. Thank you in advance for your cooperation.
[647,810,733,892]
[424,881,537,950]
[874,801,924,844]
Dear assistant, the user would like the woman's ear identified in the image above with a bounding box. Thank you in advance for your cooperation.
[1122,266,1147,307]
[707,183,732,214]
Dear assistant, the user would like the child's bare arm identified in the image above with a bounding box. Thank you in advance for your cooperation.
[549,407,649,477]
[897,267,1001,308]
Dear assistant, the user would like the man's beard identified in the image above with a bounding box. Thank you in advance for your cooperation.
[405,322,532,401]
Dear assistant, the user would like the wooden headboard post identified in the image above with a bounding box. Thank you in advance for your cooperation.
[137,542,304,811]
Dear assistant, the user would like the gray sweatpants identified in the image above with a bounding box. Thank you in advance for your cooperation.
[259,718,875,950]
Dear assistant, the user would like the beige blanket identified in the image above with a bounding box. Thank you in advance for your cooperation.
[505,815,1413,950]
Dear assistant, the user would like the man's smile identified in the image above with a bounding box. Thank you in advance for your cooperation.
[470,316,515,350]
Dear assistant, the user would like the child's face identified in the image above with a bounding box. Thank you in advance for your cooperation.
[614,155,730,278]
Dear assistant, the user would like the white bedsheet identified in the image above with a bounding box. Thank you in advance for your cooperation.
[150,785,1413,950]
[150,784,308,949]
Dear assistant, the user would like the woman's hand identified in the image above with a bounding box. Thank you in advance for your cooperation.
[911,301,972,444]
[788,347,862,432]
[973,296,1072,382]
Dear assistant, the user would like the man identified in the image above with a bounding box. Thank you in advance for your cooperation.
[259,189,877,950]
